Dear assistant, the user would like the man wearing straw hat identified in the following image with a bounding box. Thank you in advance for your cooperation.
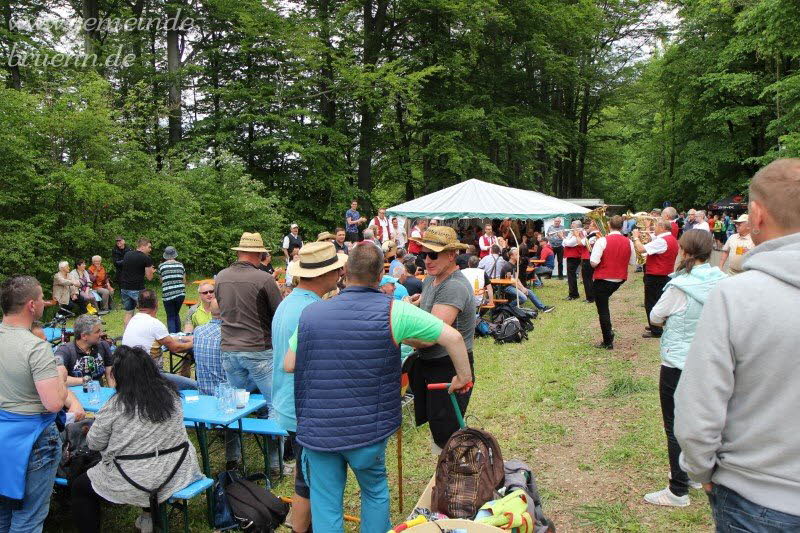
[272,241,347,533]
[406,225,477,452]
[216,232,284,471]
[283,241,472,532]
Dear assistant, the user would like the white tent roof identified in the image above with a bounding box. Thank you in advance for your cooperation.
[387,179,589,220]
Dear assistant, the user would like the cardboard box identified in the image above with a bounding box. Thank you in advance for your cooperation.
[408,476,505,532]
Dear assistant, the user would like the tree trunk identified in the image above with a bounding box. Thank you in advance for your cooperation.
[166,4,183,147]
[82,0,99,58]
[1,1,21,89]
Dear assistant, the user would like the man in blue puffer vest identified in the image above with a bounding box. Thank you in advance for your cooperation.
[284,242,473,532]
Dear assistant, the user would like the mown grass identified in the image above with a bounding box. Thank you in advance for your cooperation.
[43,277,714,532]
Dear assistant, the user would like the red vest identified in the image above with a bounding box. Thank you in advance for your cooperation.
[646,234,679,276]
[593,234,631,281]
[479,235,497,258]
[563,243,588,259]
[670,221,679,238]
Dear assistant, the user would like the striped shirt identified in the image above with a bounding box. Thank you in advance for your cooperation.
[193,318,224,396]
[158,260,186,301]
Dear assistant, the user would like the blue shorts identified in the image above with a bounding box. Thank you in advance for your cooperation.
[121,289,140,311]
[289,432,309,499]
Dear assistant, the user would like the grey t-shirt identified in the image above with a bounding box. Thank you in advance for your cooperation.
[418,269,475,360]
[0,323,58,414]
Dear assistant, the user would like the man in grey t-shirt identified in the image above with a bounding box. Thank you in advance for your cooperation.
[407,226,476,450]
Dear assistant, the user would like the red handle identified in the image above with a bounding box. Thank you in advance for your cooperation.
[427,381,474,391]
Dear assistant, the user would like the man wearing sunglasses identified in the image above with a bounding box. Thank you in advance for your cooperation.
[183,282,215,333]
[406,225,476,452]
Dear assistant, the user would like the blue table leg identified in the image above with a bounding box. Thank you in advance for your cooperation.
[196,422,213,527]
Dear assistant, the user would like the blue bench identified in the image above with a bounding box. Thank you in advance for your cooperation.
[54,476,213,533]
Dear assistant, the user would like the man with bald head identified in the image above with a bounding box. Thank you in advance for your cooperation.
[676,158,800,529]
[632,219,679,338]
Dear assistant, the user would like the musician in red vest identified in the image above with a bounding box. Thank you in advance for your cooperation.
[663,206,680,238]
[590,215,637,349]
[632,219,680,338]
[478,223,499,259]
[563,220,589,301]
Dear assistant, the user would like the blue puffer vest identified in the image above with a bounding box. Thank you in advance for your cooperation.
[295,286,401,452]
[660,263,727,369]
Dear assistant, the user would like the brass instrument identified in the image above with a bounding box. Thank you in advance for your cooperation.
[585,205,610,251]
[632,211,658,265]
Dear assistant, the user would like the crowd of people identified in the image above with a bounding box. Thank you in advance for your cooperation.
[0,159,798,532]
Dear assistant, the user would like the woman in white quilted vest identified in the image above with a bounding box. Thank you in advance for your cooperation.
[643,229,727,508]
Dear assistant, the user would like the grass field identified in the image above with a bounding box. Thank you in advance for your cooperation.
[43,273,714,532]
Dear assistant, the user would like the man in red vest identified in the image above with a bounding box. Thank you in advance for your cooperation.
[590,215,637,349]
[632,219,680,338]
[478,223,499,259]
[562,220,589,300]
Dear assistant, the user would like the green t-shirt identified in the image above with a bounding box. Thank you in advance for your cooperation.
[188,303,213,328]
[288,300,444,351]
[0,324,59,414]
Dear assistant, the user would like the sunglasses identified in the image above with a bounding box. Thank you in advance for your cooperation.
[200,290,215,295]
[418,250,440,261]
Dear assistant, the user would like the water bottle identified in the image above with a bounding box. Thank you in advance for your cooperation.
[88,380,101,405]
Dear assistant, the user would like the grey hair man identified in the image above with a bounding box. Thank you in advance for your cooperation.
[55,314,114,387]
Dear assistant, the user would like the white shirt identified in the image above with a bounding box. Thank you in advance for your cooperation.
[411,226,423,240]
[122,312,169,366]
[478,254,507,278]
[394,226,406,249]
[589,231,637,281]
[643,231,672,256]
[373,217,391,242]
[562,230,587,248]
[282,233,300,249]
[479,234,498,252]
[649,286,687,326]
[693,221,710,232]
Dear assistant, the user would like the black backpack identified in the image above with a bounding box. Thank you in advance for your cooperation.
[225,474,289,532]
[58,419,101,482]
[492,303,536,332]
[492,316,527,344]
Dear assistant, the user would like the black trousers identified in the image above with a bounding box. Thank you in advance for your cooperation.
[581,259,595,302]
[552,246,564,278]
[593,279,623,345]
[566,258,581,298]
[71,472,107,533]
[408,352,475,448]
[659,365,690,497]
[644,274,670,335]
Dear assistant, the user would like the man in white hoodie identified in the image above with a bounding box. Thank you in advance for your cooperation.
[675,158,800,530]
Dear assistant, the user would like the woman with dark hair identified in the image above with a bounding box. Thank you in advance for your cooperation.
[70,346,202,533]
[643,229,727,508]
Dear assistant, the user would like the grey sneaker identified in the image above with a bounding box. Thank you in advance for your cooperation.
[644,487,690,507]
[689,480,703,490]
[135,511,153,533]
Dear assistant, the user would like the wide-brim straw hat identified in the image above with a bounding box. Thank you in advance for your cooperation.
[317,231,336,242]
[734,214,749,223]
[231,232,269,253]
[287,242,348,278]
[382,240,397,257]
[409,225,468,252]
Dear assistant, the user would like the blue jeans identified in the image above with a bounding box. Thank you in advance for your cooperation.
[303,438,390,533]
[0,423,61,533]
[505,286,545,310]
[711,484,800,532]
[162,371,198,390]
[162,295,184,333]
[222,350,280,468]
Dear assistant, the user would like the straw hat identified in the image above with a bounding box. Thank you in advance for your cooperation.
[317,231,336,242]
[231,232,269,253]
[382,240,397,258]
[287,242,348,278]
[409,226,468,252]
[734,214,749,223]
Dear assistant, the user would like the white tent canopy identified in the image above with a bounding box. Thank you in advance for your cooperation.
[386,178,589,221]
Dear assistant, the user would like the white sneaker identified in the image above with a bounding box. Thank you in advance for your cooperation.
[689,480,703,490]
[135,511,153,533]
[644,487,690,507]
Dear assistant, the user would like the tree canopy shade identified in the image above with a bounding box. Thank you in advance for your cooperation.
[386,179,589,220]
